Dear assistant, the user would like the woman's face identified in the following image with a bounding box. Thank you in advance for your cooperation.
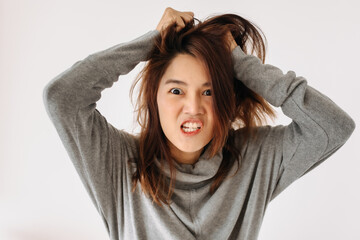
[157,54,215,164]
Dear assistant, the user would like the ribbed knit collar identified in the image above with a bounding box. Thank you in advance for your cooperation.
[154,146,223,190]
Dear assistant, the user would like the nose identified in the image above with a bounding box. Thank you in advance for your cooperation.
[183,93,204,115]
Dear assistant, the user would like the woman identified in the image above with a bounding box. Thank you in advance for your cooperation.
[43,7,355,240]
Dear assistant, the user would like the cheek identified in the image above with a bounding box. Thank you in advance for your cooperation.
[157,93,179,125]
[205,99,215,126]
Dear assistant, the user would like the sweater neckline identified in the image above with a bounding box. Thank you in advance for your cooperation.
[154,146,223,190]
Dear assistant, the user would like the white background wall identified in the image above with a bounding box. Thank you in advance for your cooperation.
[1,0,359,239]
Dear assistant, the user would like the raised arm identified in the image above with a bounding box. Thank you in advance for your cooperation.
[42,29,159,227]
[229,34,355,200]
[43,30,158,122]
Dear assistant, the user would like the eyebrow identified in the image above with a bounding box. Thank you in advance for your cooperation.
[164,79,211,87]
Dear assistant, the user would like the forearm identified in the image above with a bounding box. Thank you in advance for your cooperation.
[43,29,160,119]
[231,46,355,155]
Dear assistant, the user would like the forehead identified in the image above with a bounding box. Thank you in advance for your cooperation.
[160,54,211,86]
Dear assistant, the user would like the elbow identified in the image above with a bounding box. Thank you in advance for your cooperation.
[43,81,56,117]
[345,115,356,140]
[334,113,356,146]
[43,81,53,110]
[42,78,65,117]
[318,111,356,155]
[43,80,57,109]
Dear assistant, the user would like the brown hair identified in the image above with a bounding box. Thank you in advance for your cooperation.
[130,13,276,206]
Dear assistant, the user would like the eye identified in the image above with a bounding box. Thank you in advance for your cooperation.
[203,89,212,96]
[170,88,183,95]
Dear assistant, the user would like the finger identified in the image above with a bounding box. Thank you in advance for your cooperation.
[183,11,194,17]
[175,17,186,31]
[176,13,193,31]
[180,12,194,23]
[181,15,193,24]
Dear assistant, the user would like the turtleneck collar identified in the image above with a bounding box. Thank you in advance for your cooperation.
[154,146,223,190]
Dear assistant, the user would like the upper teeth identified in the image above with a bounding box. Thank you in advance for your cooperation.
[182,122,201,129]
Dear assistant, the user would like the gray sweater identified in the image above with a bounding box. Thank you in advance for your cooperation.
[43,29,355,240]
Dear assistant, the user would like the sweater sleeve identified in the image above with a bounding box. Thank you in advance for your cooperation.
[42,30,160,226]
[231,46,355,201]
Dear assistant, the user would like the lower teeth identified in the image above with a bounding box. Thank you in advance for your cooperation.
[183,128,199,133]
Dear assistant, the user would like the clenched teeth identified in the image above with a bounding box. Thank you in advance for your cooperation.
[182,122,201,129]
[183,128,199,133]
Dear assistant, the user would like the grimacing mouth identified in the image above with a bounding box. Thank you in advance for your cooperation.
[180,120,203,130]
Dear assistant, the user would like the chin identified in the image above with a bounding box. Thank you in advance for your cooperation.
[177,141,209,154]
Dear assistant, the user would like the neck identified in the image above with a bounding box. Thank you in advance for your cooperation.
[174,150,202,165]
[168,142,204,165]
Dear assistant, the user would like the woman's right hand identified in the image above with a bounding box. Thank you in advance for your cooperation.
[156,7,194,33]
